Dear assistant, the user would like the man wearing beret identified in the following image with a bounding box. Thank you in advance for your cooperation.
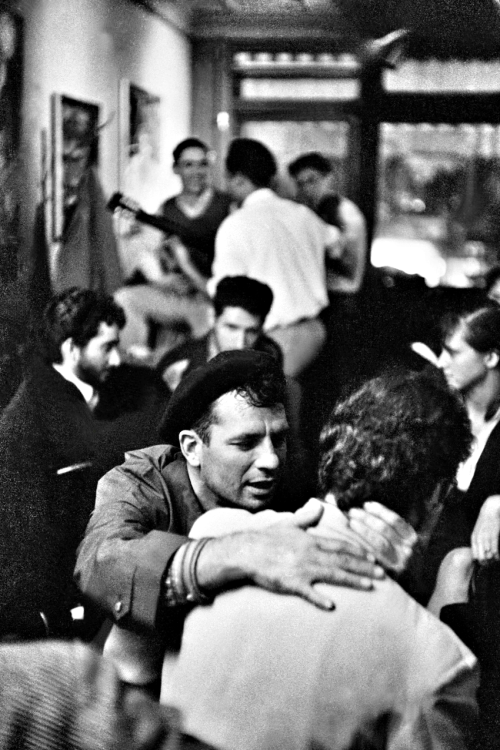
[75,350,415,693]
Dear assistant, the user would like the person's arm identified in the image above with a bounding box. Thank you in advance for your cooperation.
[335,199,367,293]
[471,494,500,562]
[207,218,248,297]
[75,446,187,631]
[166,236,209,296]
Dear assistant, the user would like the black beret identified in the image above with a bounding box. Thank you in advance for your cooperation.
[159,349,282,446]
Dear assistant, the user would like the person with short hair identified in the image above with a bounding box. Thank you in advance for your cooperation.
[210,138,344,379]
[288,151,367,295]
[115,138,231,361]
[160,370,478,750]
[75,350,414,693]
[156,275,280,392]
[0,287,125,640]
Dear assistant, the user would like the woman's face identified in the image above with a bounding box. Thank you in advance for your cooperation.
[438,325,490,394]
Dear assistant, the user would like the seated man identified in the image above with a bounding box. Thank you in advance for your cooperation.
[0,287,125,640]
[156,275,281,392]
[160,370,478,750]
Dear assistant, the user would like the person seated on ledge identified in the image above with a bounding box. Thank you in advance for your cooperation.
[76,350,417,696]
[158,369,478,750]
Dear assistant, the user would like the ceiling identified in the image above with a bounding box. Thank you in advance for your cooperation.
[141,0,500,58]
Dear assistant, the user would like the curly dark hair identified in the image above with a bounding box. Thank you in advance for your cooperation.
[318,369,472,523]
[36,287,126,364]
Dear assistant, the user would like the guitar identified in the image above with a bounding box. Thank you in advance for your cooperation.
[107,192,202,248]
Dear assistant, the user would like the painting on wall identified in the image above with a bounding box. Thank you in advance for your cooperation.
[116,80,163,281]
[50,94,101,243]
[119,80,162,211]
[0,8,23,282]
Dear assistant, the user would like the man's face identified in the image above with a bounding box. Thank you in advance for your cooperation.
[438,326,489,394]
[293,167,329,209]
[196,391,288,511]
[74,322,121,388]
[213,307,263,353]
[174,146,210,197]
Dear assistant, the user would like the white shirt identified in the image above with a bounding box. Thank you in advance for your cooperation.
[210,188,341,330]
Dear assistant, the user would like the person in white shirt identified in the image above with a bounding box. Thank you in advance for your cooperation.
[210,138,343,379]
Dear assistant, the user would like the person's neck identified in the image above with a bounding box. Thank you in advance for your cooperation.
[176,187,213,214]
[52,362,95,404]
[465,372,500,431]
[186,463,220,513]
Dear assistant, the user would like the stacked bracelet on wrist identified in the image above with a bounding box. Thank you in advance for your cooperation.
[164,538,213,607]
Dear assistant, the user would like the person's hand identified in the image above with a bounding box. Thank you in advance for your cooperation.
[346,501,418,574]
[196,523,385,612]
[471,494,500,564]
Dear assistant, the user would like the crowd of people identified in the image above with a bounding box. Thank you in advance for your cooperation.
[1,134,500,750]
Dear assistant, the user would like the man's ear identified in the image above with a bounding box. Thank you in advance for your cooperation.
[60,337,78,366]
[485,350,500,369]
[179,429,203,467]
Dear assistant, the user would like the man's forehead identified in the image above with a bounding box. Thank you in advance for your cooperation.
[212,390,285,421]
[91,321,120,343]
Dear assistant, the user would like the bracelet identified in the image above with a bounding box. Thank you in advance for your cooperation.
[184,538,214,605]
[163,543,189,607]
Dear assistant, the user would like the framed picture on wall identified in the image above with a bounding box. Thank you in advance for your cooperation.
[50,93,101,243]
[0,8,23,282]
[118,79,162,211]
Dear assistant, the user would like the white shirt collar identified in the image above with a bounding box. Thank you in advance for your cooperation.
[52,364,95,405]
[242,188,274,207]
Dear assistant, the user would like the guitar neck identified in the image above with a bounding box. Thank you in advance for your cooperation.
[108,193,200,246]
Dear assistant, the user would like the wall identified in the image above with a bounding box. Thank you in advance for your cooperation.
[5,0,192,273]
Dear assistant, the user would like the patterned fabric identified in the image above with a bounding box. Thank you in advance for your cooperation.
[0,640,185,750]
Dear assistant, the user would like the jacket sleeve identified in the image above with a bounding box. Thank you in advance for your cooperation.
[74,448,188,630]
[387,654,479,750]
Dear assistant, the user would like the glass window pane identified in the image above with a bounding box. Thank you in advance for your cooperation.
[372,123,500,288]
[240,78,359,100]
[384,60,500,93]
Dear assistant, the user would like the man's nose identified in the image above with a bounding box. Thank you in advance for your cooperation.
[255,438,280,471]
[109,348,121,368]
[234,331,246,349]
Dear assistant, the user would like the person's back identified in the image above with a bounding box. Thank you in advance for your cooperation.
[163,565,476,750]
[215,191,330,331]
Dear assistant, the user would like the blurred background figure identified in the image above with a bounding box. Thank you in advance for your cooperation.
[288,151,367,295]
[157,275,280,392]
[114,137,232,364]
